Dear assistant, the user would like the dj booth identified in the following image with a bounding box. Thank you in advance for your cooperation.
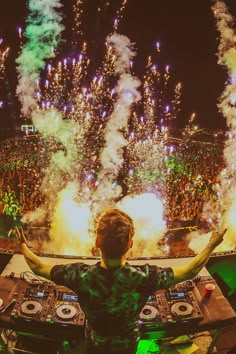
[0,254,235,353]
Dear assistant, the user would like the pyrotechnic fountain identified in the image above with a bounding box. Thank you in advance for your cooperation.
[0,39,9,109]
[1,0,235,257]
[187,0,236,253]
[9,0,180,257]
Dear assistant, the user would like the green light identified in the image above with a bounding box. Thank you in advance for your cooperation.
[136,339,160,354]
[18,332,35,337]
[62,340,70,351]
[46,318,53,323]
[207,257,236,297]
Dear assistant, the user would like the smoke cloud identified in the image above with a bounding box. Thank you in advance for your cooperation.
[16,0,64,117]
[93,33,141,211]
[17,1,89,243]
[22,110,86,223]
[189,1,236,253]
[15,1,172,258]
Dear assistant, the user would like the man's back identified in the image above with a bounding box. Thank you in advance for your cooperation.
[50,261,174,339]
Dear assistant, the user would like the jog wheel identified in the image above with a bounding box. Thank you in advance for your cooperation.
[55,304,78,321]
[139,304,159,321]
[171,301,193,318]
[20,300,43,316]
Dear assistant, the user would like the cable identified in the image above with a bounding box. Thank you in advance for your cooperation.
[20,271,55,287]
[215,347,236,352]
[20,271,51,286]
[181,279,195,291]
[20,271,42,284]
[192,333,212,339]
[2,329,18,347]
[209,327,236,336]
[193,274,201,283]
[5,330,18,342]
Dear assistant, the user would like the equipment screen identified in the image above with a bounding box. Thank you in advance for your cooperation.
[166,291,185,300]
[27,289,48,299]
[60,293,78,302]
[147,294,156,302]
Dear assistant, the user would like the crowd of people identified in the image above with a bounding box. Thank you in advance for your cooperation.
[0,136,45,218]
[164,142,223,227]
[0,133,224,229]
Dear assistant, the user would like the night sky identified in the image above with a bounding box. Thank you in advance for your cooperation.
[0,0,236,130]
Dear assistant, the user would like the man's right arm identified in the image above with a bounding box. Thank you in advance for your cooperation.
[20,243,53,280]
[171,228,227,284]
[16,227,53,280]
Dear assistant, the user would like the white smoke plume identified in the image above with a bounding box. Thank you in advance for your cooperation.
[93,33,141,211]
[189,1,236,253]
[16,0,87,235]
[22,110,86,225]
[16,0,64,117]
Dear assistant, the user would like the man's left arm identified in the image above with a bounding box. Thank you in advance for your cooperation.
[171,228,227,284]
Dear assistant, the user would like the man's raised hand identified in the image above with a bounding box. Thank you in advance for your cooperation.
[209,228,227,248]
[15,226,28,246]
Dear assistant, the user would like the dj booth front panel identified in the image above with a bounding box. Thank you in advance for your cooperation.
[0,254,235,344]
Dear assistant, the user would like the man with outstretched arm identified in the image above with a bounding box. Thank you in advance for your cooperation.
[16,208,226,354]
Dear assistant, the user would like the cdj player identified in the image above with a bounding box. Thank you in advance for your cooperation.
[139,288,203,331]
[0,275,207,339]
[46,291,84,326]
[10,282,85,332]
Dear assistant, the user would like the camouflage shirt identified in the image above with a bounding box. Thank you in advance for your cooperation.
[51,262,174,348]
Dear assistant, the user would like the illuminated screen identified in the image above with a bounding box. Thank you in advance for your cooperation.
[147,294,156,302]
[166,291,185,300]
[28,289,48,299]
[60,293,78,302]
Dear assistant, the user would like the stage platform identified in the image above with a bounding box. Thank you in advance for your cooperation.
[0,252,235,354]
